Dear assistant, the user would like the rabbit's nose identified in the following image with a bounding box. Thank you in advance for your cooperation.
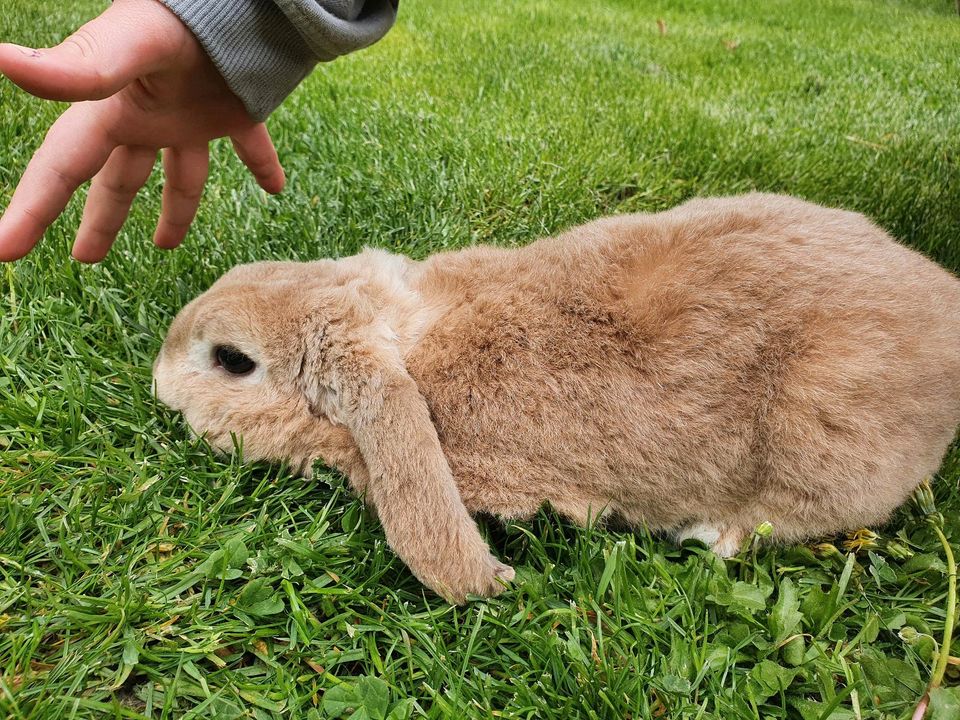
[150,355,176,407]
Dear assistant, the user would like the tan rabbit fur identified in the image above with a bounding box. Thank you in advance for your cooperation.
[154,193,960,602]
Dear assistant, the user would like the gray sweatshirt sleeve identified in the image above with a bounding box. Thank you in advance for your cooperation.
[159,0,398,121]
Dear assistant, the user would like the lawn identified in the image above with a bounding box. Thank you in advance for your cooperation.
[2,0,960,717]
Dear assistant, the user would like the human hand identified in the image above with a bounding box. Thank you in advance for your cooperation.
[0,0,285,262]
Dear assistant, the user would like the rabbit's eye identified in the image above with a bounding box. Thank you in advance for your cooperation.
[215,345,256,375]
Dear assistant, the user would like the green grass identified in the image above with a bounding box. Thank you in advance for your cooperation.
[2,0,960,717]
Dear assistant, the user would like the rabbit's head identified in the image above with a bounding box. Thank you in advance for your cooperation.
[153,251,422,480]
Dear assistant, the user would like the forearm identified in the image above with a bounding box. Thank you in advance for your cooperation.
[159,0,398,121]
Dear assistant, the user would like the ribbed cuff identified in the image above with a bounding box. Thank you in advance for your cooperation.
[274,0,399,60]
[160,0,318,121]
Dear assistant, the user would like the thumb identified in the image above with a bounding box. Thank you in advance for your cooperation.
[0,0,187,101]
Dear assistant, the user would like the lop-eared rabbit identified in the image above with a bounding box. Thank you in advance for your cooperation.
[154,194,960,602]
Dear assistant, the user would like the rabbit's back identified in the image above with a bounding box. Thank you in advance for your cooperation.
[408,194,960,540]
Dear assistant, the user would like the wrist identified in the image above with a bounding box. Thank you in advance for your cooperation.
[157,0,317,121]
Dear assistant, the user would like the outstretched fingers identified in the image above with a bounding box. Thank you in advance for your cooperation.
[154,145,209,250]
[0,104,115,261]
[231,124,285,194]
[73,145,157,263]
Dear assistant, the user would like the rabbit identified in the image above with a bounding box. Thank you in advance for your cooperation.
[154,193,960,603]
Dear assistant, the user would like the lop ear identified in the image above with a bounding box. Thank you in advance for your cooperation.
[300,325,513,602]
